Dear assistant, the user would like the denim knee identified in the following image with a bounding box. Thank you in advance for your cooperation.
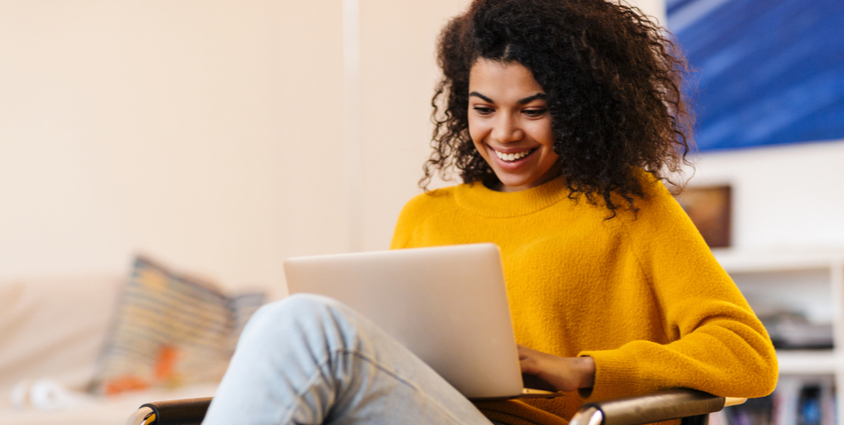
[240,293,354,345]
[280,293,344,314]
[249,292,339,321]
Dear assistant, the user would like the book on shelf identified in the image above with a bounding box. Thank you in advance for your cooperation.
[760,311,834,350]
[717,375,837,425]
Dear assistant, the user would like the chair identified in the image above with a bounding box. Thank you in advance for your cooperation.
[123,388,745,425]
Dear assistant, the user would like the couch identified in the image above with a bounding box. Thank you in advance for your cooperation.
[0,267,267,425]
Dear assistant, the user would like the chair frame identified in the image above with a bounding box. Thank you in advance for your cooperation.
[124,389,745,425]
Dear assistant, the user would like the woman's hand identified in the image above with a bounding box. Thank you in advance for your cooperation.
[517,344,596,392]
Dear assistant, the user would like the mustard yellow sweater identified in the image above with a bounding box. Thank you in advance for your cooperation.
[390,174,778,425]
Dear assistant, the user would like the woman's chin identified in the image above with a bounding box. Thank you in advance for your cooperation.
[491,175,535,192]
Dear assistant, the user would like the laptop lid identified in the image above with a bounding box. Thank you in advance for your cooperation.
[283,243,527,399]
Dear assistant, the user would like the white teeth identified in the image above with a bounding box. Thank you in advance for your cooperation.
[495,149,531,162]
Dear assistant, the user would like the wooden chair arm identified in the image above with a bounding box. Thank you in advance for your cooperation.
[124,397,213,425]
[570,389,746,425]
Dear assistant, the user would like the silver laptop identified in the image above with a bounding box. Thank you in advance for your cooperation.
[283,243,562,400]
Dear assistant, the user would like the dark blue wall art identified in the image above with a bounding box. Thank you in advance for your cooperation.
[666,0,844,151]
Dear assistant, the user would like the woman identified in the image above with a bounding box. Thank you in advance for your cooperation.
[203,1,778,424]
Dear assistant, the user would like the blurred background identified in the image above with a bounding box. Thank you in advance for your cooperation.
[0,0,841,424]
[0,0,841,294]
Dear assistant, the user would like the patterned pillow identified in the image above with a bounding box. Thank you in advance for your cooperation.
[89,256,266,395]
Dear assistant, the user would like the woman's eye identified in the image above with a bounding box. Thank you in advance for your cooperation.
[473,106,494,115]
[523,108,548,117]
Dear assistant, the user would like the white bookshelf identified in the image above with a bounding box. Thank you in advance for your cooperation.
[712,248,843,274]
[712,248,844,425]
[776,350,841,375]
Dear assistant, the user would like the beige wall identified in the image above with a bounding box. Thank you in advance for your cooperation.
[0,0,477,297]
[0,1,348,297]
[3,0,839,299]
[357,0,470,251]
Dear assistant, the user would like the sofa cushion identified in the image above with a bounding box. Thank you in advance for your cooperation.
[88,256,265,395]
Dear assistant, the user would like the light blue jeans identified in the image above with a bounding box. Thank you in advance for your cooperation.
[203,293,503,425]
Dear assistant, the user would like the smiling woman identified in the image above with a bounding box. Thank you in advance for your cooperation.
[423,0,695,217]
[467,59,559,192]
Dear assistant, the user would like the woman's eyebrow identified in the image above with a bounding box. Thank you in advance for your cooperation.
[469,91,493,103]
[469,92,547,104]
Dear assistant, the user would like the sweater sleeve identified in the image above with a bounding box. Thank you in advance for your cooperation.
[579,179,779,401]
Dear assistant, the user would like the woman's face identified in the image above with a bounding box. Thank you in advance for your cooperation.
[468,58,560,192]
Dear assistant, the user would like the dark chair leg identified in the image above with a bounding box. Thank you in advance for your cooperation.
[680,414,710,425]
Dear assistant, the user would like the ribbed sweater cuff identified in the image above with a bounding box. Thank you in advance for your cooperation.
[578,350,643,401]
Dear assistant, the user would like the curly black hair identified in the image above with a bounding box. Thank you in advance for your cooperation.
[421,0,695,217]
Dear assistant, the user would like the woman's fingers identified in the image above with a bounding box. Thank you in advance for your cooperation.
[516,345,596,392]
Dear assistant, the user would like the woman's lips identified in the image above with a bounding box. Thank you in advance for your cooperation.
[490,146,537,167]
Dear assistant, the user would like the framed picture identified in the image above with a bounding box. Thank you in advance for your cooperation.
[674,185,732,248]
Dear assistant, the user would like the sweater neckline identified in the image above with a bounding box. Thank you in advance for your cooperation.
[453,176,571,217]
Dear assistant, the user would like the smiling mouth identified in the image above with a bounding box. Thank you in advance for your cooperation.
[494,148,536,162]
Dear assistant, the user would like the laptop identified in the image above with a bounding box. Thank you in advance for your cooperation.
[283,243,562,400]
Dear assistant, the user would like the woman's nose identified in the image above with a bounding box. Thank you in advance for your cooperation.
[492,114,523,143]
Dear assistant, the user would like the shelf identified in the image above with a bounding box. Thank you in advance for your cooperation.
[712,248,844,274]
[776,350,842,375]
[707,248,843,425]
